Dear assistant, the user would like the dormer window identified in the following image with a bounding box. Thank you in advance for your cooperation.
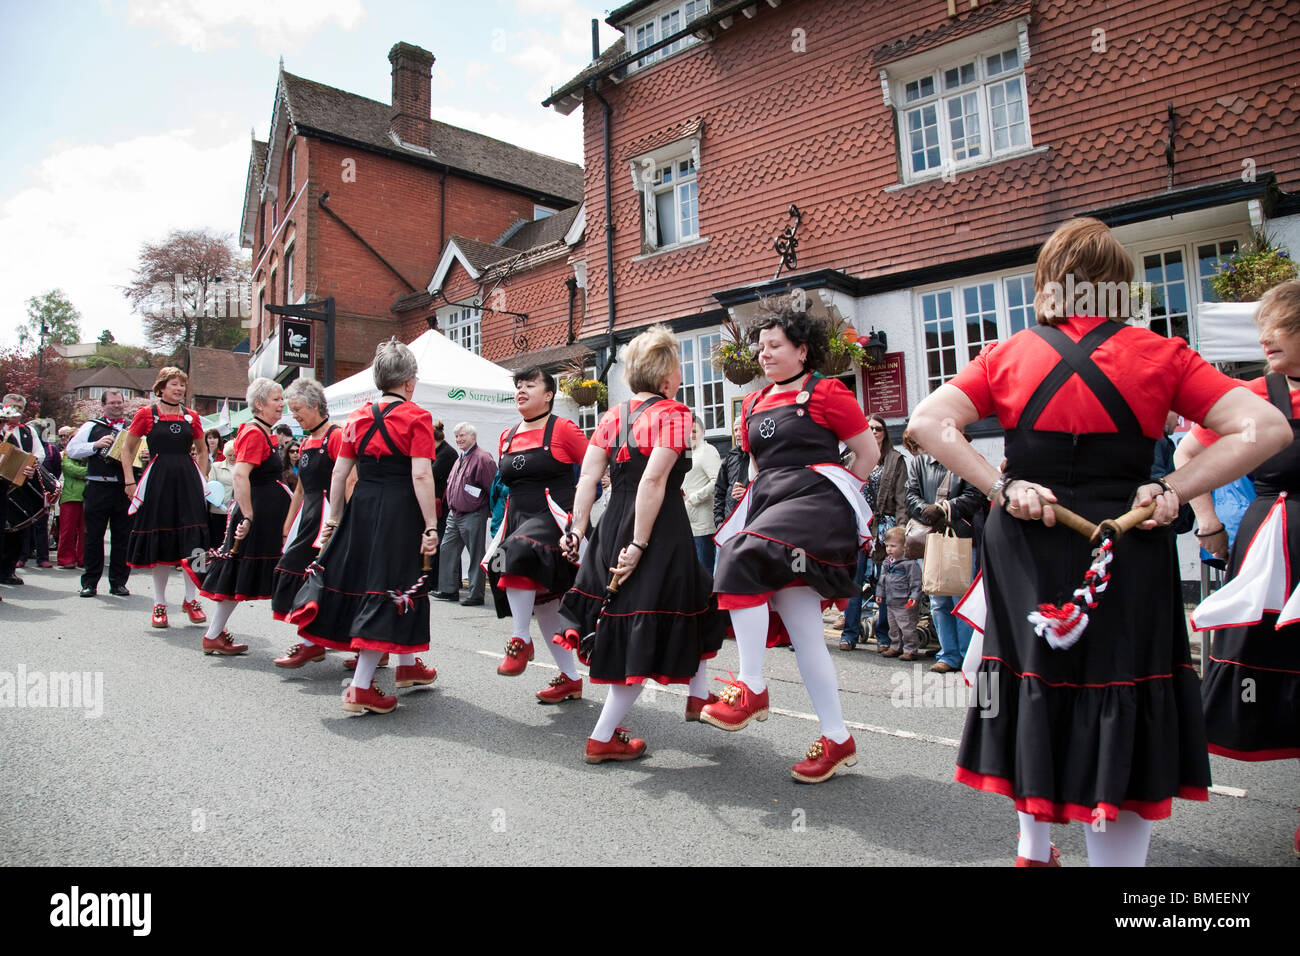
[630,0,710,71]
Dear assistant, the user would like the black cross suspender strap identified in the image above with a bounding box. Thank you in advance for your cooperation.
[356,400,403,457]
[1265,372,1294,420]
[610,396,665,459]
[1019,323,1143,435]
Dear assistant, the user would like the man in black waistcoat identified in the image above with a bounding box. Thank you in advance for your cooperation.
[65,389,133,597]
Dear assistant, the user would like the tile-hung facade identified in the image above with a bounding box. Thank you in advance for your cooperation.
[535,0,1300,454]
[237,43,583,387]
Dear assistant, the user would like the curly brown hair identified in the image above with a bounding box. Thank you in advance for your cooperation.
[748,295,830,372]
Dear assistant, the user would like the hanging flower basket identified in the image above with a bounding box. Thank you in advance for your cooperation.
[713,314,761,385]
[720,352,761,385]
[1210,230,1297,302]
[560,376,607,408]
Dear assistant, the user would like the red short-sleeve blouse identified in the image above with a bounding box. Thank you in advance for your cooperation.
[339,401,436,459]
[739,376,868,453]
[497,416,588,464]
[592,397,692,461]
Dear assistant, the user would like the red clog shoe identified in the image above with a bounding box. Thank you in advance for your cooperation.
[684,693,720,722]
[342,681,397,715]
[791,735,857,784]
[202,630,249,656]
[699,679,769,731]
[182,599,207,625]
[395,658,438,688]
[151,604,168,629]
[584,727,647,764]
[536,673,582,704]
[344,653,390,670]
[497,637,534,676]
[274,643,326,668]
[1015,844,1062,867]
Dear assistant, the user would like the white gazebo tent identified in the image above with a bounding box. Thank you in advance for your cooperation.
[1196,301,1261,363]
[322,330,518,455]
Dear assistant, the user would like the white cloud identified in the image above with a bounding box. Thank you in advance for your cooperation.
[0,126,251,349]
[124,0,366,52]
[506,0,621,103]
[430,105,584,166]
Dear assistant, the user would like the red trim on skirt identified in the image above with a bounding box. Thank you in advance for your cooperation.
[498,574,544,592]
[1208,654,1300,677]
[587,652,719,687]
[953,766,1208,824]
[284,600,429,654]
[1207,743,1300,762]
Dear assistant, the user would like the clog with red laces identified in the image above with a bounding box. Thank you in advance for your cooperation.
[791,735,857,783]
[699,678,769,731]
[181,599,207,624]
[1015,844,1062,867]
[684,693,720,722]
[497,637,535,677]
[342,681,397,715]
[395,658,438,688]
[536,673,582,704]
[274,643,326,668]
[584,727,647,764]
[202,630,248,656]
[151,604,168,628]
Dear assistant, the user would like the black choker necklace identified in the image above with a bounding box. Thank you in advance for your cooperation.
[158,398,182,408]
[254,416,276,430]
[774,370,806,386]
[523,410,549,423]
[307,418,330,436]
[381,392,406,402]
[1288,376,1300,387]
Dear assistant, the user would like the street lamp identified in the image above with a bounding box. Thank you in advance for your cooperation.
[862,328,888,366]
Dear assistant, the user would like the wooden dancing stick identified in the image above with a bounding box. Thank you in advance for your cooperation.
[1028,496,1158,543]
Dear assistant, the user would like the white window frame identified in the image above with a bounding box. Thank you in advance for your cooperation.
[882,18,1034,186]
[286,139,296,198]
[629,136,703,254]
[676,330,726,436]
[284,242,294,305]
[915,269,1035,393]
[628,0,710,72]
[575,364,600,436]
[1125,227,1250,349]
[439,303,482,356]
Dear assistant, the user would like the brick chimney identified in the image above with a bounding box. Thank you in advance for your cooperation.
[388,42,435,147]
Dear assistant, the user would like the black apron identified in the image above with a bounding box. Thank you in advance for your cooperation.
[287,401,431,653]
[558,397,725,682]
[486,415,579,617]
[713,373,860,599]
[1202,372,1300,759]
[187,423,289,601]
[126,405,208,568]
[271,424,340,618]
[956,322,1211,823]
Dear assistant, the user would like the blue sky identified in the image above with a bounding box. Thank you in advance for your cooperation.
[0,0,620,348]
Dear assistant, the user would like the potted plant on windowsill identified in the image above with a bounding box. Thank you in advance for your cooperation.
[713,315,761,385]
[1210,230,1297,302]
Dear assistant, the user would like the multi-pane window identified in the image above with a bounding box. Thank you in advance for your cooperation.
[919,272,1034,392]
[442,305,481,355]
[284,244,294,304]
[286,142,295,197]
[1142,250,1191,342]
[630,1,709,70]
[676,332,725,433]
[1197,239,1240,304]
[652,156,698,247]
[575,365,599,436]
[897,44,1030,182]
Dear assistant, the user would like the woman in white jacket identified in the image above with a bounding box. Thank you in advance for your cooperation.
[683,415,722,570]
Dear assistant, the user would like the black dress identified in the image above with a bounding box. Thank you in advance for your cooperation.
[1201,372,1300,761]
[557,397,725,684]
[126,405,209,569]
[954,324,1211,824]
[287,401,431,654]
[271,425,340,620]
[713,374,863,605]
[486,415,579,617]
[184,423,290,602]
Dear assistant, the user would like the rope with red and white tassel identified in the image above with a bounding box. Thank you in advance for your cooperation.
[1026,537,1116,650]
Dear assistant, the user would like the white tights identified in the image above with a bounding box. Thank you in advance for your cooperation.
[152,566,196,607]
[726,587,850,744]
[349,650,415,688]
[1016,810,1154,866]
[589,659,713,742]
[204,600,238,639]
[505,589,579,679]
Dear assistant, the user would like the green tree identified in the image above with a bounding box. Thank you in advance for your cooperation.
[19,289,82,347]
[98,329,116,345]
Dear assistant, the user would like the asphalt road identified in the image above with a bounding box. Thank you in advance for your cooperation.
[1,564,1295,867]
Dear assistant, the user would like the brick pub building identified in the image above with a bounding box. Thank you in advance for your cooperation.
[477,0,1300,450]
[238,42,584,387]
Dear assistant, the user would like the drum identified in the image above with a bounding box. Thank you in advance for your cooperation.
[5,481,48,532]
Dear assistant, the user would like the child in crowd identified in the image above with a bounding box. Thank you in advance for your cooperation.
[878,526,922,661]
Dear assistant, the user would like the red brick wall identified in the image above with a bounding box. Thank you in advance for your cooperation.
[578,0,1300,336]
